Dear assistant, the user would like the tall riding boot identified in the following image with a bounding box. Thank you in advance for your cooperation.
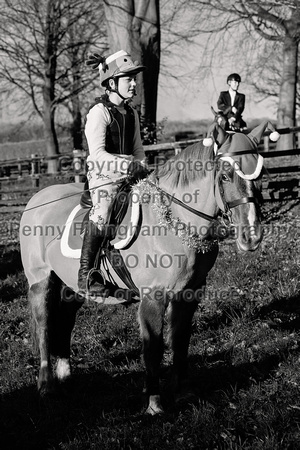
[77,221,105,294]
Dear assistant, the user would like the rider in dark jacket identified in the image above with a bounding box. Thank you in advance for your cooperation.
[217,73,247,132]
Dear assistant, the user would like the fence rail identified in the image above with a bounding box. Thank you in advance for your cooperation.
[0,126,299,206]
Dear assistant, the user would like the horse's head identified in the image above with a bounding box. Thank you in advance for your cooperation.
[213,121,280,252]
[211,106,227,130]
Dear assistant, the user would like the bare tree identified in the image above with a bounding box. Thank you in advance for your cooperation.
[0,0,106,172]
[162,0,300,149]
[103,0,160,138]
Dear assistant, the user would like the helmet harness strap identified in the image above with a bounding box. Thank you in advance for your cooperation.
[107,77,128,101]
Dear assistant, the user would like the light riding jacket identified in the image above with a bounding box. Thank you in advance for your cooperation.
[84,94,145,229]
[85,94,145,174]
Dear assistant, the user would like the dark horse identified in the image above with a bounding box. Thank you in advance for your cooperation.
[20,122,270,414]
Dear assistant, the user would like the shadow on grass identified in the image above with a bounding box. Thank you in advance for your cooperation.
[195,291,300,333]
[0,368,145,450]
[255,293,300,331]
[183,294,300,406]
[0,346,294,449]
[187,351,282,402]
[0,246,23,279]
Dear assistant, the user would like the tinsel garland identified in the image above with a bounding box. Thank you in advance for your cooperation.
[134,179,218,253]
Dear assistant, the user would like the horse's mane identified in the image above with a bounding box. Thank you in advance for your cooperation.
[152,141,215,188]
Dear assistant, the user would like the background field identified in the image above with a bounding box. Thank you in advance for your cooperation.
[0,118,271,161]
[0,195,299,449]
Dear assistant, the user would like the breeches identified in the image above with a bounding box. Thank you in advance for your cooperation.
[87,168,127,230]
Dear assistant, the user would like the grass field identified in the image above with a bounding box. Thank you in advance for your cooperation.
[0,198,300,449]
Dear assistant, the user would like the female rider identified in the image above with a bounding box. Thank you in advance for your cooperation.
[78,50,148,295]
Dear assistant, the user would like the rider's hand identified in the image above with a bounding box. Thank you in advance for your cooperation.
[127,161,150,181]
[232,106,237,114]
[228,117,236,125]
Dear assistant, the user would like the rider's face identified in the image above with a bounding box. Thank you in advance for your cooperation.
[117,75,137,99]
[228,79,240,91]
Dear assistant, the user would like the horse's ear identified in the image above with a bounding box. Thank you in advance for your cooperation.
[211,106,218,117]
[213,124,227,147]
[203,122,227,149]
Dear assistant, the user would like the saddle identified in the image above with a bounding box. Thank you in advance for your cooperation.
[80,178,140,300]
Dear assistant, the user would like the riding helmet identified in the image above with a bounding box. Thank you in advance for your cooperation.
[227,73,241,83]
[99,50,145,86]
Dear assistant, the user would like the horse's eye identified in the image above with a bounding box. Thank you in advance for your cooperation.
[221,173,229,182]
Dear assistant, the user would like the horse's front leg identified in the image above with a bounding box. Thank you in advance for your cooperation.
[138,292,166,415]
[168,296,198,397]
[55,287,83,383]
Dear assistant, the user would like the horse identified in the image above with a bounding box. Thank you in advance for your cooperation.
[19,123,267,415]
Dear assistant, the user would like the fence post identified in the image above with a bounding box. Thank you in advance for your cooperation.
[31,154,40,175]
[31,154,40,188]
[263,135,269,151]
[297,121,300,149]
[17,159,22,177]
[174,145,182,156]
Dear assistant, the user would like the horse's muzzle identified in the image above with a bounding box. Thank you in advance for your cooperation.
[236,224,263,252]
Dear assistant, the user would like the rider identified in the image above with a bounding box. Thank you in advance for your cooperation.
[78,50,148,295]
[217,73,247,132]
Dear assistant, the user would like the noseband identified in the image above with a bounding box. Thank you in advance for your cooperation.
[214,150,260,223]
[217,172,258,210]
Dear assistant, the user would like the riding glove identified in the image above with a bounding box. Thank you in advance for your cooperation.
[127,161,149,181]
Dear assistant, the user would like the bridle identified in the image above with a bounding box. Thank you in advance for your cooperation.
[214,152,259,225]
[147,148,261,228]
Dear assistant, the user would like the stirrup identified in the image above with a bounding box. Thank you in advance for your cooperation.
[86,268,108,297]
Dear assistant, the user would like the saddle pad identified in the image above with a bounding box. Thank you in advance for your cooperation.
[60,202,137,259]
[60,205,87,258]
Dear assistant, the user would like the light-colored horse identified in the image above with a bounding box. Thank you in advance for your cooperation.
[20,125,266,414]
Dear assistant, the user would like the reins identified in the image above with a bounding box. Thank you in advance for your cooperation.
[147,147,261,227]
[146,179,219,224]
[22,179,117,213]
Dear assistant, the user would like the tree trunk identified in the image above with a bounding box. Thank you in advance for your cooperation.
[71,94,83,150]
[276,34,298,151]
[133,0,160,132]
[43,102,59,173]
[69,22,83,150]
[43,0,60,174]
[103,0,160,130]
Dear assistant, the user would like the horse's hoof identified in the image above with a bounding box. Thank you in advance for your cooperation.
[145,405,164,416]
[38,381,56,398]
[145,395,164,415]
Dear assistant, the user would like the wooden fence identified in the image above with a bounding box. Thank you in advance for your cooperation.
[0,127,299,206]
